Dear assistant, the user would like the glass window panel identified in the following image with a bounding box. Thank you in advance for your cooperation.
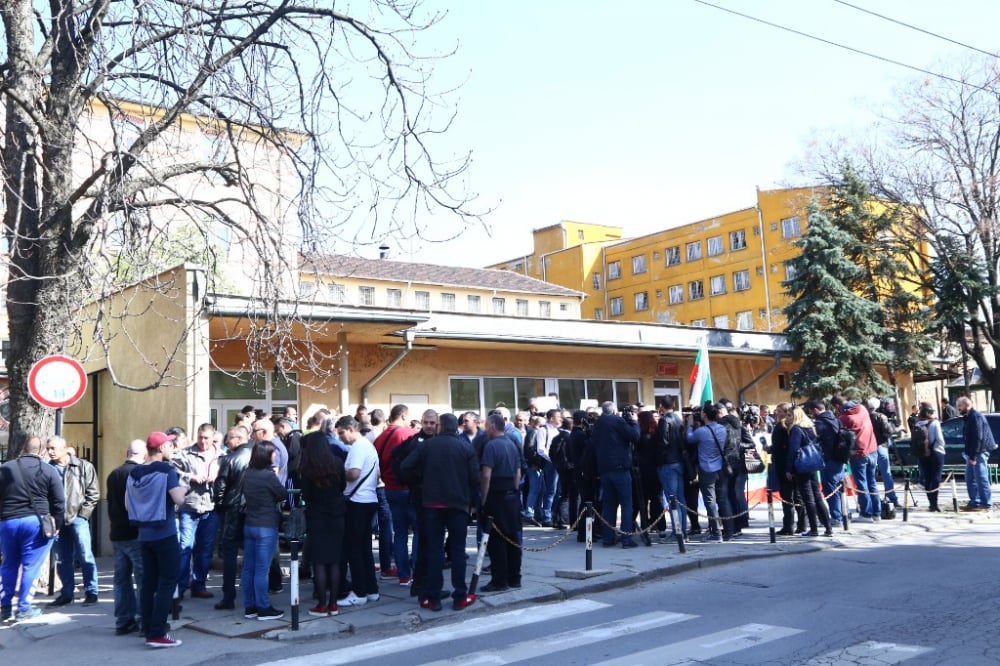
[558,379,586,411]
[483,377,515,412]
[210,371,265,399]
[271,372,298,401]
[516,378,546,412]
[614,380,639,408]
[450,378,481,413]
[587,379,613,404]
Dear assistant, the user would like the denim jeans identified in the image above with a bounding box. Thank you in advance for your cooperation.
[0,515,55,613]
[657,462,687,535]
[140,535,179,640]
[112,539,144,629]
[698,468,734,536]
[965,452,992,507]
[599,469,635,545]
[850,452,881,517]
[876,445,898,505]
[821,461,845,522]
[373,487,394,572]
[385,489,417,580]
[54,516,99,599]
[177,510,219,594]
[423,507,469,602]
[242,525,278,610]
[525,464,559,522]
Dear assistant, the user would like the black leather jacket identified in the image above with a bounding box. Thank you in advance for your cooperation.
[213,444,252,512]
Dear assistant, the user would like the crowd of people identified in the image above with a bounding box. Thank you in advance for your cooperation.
[0,391,992,650]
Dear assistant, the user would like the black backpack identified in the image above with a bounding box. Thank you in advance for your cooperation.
[721,420,743,472]
[549,430,571,471]
[391,433,421,487]
[871,410,892,446]
[832,425,857,464]
[910,422,931,459]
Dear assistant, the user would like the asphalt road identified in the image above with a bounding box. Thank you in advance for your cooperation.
[208,519,1000,666]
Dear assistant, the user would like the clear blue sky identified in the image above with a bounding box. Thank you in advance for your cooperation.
[368,1,1000,268]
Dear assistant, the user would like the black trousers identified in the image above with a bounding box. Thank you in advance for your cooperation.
[483,489,522,587]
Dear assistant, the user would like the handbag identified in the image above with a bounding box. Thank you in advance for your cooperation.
[794,429,825,474]
[743,448,765,475]
[284,506,307,540]
[40,514,58,539]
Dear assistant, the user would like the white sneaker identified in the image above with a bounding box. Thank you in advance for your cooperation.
[872,514,881,522]
[336,592,367,607]
[366,593,380,602]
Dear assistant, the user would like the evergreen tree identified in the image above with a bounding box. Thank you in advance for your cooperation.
[783,195,892,399]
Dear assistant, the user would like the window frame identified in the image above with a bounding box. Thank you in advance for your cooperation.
[688,280,704,300]
[668,285,683,304]
[665,245,681,266]
[707,235,723,257]
[608,260,622,280]
[730,229,747,251]
[686,241,702,262]
[634,291,649,311]
[733,269,750,292]
[632,255,647,275]
[709,274,726,296]
[609,296,624,316]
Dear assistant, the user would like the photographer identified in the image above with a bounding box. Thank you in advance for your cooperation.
[591,402,640,548]
[685,403,735,541]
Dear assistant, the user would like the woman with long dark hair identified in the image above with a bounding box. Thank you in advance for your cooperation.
[241,440,287,620]
[299,434,347,615]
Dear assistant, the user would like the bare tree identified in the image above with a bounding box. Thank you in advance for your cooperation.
[1,1,478,456]
[801,57,1000,409]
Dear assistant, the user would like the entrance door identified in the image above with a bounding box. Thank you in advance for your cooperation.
[210,400,252,432]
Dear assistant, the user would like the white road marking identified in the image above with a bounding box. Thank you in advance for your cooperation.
[800,639,933,664]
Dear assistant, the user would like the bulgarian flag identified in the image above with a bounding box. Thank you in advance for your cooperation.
[689,339,714,407]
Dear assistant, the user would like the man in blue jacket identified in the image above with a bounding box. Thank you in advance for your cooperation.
[806,399,845,525]
[592,402,640,548]
[957,397,995,511]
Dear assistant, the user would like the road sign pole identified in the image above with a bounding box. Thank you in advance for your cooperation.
[55,407,63,437]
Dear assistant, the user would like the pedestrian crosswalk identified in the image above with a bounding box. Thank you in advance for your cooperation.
[256,598,932,666]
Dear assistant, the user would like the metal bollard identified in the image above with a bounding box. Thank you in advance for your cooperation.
[668,495,686,554]
[290,538,300,631]
[584,501,594,571]
[767,489,776,544]
[952,475,959,512]
[469,517,491,595]
[902,479,910,522]
[842,482,849,530]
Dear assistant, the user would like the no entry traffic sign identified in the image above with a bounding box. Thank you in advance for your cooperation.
[28,355,87,409]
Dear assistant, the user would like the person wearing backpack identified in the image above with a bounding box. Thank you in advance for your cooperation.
[832,395,881,522]
[806,399,845,526]
[783,406,832,537]
[913,402,944,512]
[867,398,899,512]
[957,396,995,511]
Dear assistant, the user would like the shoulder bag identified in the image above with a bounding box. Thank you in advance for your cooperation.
[793,428,825,474]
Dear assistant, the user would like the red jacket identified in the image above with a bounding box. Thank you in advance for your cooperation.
[373,424,418,491]
[839,404,878,457]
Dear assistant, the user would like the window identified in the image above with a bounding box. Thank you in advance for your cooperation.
[733,269,750,292]
[441,293,456,311]
[593,308,603,320]
[560,303,569,311]
[492,297,506,314]
[329,283,346,302]
[785,261,799,281]
[632,255,647,274]
[415,291,430,309]
[539,301,551,318]
[610,296,624,316]
[707,235,723,256]
[686,241,702,261]
[710,275,726,296]
[634,291,649,311]
[298,281,317,298]
[691,319,707,327]
[736,310,753,330]
[358,286,375,306]
[713,315,729,329]
[665,246,681,266]
[668,285,683,304]
[592,272,601,290]
[467,294,481,313]
[781,216,801,238]
[608,261,622,280]
[730,229,747,250]
[516,299,529,316]
[688,280,704,300]
[386,288,402,307]
[577,229,585,240]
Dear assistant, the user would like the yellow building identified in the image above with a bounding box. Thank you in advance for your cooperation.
[490,187,823,329]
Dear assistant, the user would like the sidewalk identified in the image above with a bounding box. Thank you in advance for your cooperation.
[1,502,992,649]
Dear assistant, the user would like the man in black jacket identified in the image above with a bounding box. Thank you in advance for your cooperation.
[212,426,252,610]
[0,436,65,622]
[806,400,845,524]
[106,439,147,634]
[400,413,479,611]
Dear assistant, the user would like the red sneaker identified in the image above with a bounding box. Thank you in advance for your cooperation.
[145,635,182,648]
[328,605,339,616]
[379,566,398,579]
[308,605,329,617]
[453,594,476,610]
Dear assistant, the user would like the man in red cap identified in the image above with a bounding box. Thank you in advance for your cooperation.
[126,432,186,648]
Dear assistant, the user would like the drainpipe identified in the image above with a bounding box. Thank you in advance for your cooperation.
[756,203,773,332]
[737,351,783,404]
[361,328,416,407]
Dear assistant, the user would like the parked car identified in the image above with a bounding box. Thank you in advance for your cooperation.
[892,414,1000,469]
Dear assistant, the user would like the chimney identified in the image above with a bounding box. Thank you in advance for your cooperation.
[379,244,390,259]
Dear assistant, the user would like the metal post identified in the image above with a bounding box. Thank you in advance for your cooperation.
[47,408,64,597]
[669,495,686,554]
[290,538,300,630]
[902,478,910,522]
[767,489,776,543]
[469,517,491,595]
[842,481,849,530]
[584,501,594,571]
[951,474,959,512]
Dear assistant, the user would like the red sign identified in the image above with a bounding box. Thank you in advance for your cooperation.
[656,362,679,377]
[28,355,87,409]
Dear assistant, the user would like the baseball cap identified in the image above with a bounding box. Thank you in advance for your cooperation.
[146,431,177,449]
